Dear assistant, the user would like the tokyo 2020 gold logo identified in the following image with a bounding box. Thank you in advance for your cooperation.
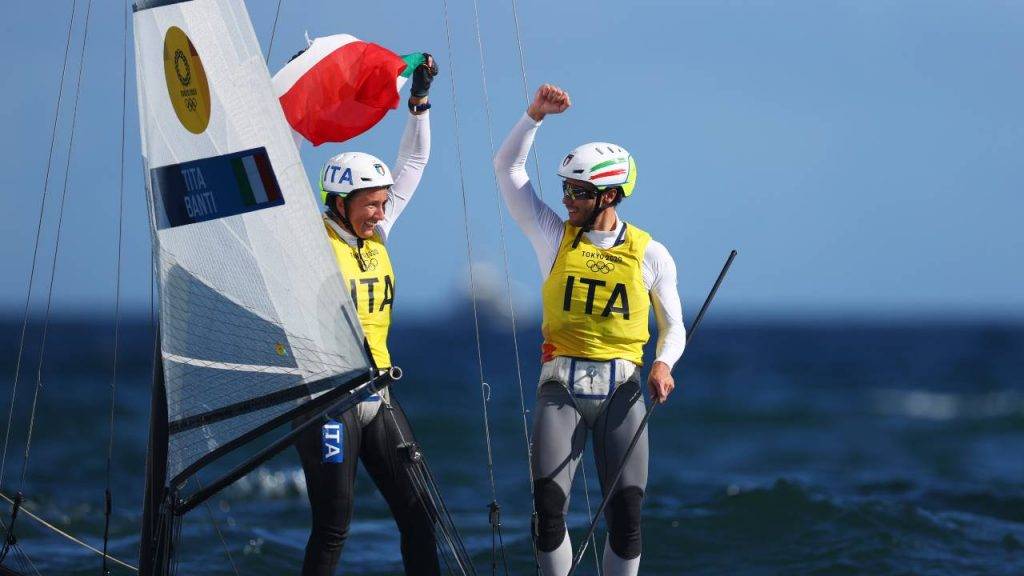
[163,26,210,134]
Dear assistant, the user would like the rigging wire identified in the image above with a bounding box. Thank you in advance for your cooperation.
[102,1,130,573]
[0,516,41,576]
[466,0,578,571]
[264,0,285,63]
[576,462,602,575]
[495,1,604,571]
[405,458,475,575]
[413,451,479,575]
[1,4,92,566]
[0,4,129,573]
[0,492,137,573]
[437,0,509,572]
[170,509,184,576]
[468,0,534,500]
[18,0,96,494]
[193,477,240,576]
[0,0,80,496]
[11,541,37,576]
[507,0,547,200]
[380,395,477,575]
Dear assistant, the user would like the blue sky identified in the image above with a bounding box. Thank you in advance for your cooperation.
[1,0,1022,321]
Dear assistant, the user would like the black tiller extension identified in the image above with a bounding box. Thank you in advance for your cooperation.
[566,250,738,576]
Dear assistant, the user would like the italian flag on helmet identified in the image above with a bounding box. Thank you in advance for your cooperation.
[557,142,637,197]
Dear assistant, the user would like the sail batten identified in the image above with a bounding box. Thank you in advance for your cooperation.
[166,374,354,434]
[167,370,383,490]
[133,0,371,484]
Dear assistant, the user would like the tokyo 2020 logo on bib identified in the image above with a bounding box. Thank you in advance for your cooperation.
[163,26,211,134]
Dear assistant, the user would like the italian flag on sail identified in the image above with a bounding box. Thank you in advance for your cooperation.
[273,34,426,146]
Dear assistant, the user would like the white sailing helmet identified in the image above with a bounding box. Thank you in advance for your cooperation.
[320,151,394,205]
[557,142,637,197]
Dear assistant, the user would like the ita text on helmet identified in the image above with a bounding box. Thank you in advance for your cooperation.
[320,151,394,205]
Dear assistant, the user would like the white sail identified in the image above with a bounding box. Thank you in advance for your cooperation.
[133,0,371,483]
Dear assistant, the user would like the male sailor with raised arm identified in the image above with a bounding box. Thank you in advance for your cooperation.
[293,56,441,576]
[493,84,686,576]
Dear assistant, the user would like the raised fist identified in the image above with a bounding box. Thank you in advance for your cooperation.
[527,84,570,121]
[411,53,439,98]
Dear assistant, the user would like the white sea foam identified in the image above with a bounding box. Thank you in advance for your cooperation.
[228,466,308,499]
[871,389,1024,421]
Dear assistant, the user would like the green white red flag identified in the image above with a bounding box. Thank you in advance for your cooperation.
[273,34,425,146]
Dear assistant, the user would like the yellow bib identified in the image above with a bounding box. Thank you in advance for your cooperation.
[541,222,652,365]
[325,220,396,368]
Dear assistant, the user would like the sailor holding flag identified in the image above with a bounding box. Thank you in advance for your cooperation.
[276,44,442,575]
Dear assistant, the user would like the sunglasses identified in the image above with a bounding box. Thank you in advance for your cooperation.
[562,180,599,201]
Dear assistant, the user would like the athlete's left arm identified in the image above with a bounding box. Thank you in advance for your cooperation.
[644,240,686,402]
[379,109,431,240]
[380,55,437,240]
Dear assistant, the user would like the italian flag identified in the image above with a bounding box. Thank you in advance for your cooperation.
[273,34,425,146]
[231,151,282,205]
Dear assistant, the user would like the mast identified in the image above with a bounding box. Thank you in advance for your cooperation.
[139,348,172,576]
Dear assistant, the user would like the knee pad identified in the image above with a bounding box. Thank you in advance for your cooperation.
[533,478,568,553]
[607,486,644,560]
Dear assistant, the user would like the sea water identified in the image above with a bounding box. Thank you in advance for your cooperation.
[0,315,1022,575]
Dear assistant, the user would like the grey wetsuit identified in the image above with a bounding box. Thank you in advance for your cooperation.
[532,357,647,576]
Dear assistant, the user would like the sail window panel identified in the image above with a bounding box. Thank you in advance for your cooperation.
[157,258,363,379]
[163,362,303,425]
[167,393,305,482]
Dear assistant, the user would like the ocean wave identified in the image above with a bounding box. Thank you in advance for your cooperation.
[870,389,1024,421]
[645,478,1024,574]
[662,478,1024,545]
[920,487,1024,524]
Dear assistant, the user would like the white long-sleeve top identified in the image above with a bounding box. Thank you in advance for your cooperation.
[329,110,431,246]
[493,113,686,368]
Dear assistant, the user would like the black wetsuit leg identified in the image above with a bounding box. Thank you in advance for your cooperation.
[295,408,362,576]
[361,396,442,576]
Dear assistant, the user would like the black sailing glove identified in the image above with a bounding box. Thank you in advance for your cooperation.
[410,53,439,98]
